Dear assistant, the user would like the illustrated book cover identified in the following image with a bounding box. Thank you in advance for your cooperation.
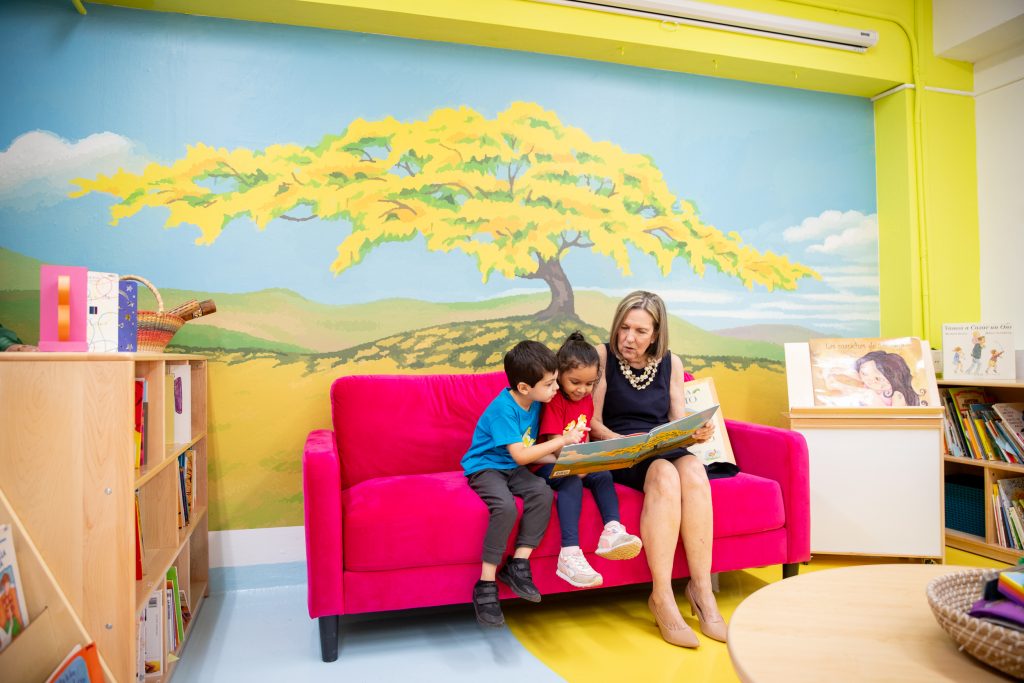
[549,405,719,478]
[44,642,104,683]
[0,523,30,654]
[942,322,1016,381]
[807,337,939,408]
[118,278,138,352]
[683,377,735,466]
[86,270,119,353]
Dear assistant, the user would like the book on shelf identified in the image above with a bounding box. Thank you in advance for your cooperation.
[0,523,30,654]
[942,322,1016,381]
[164,369,176,448]
[143,588,163,678]
[682,377,735,466]
[134,378,145,468]
[167,566,185,645]
[999,570,1024,606]
[945,387,993,460]
[86,270,119,353]
[170,364,192,445]
[996,478,1024,551]
[165,582,177,653]
[134,491,143,581]
[185,449,196,512]
[44,642,104,683]
[993,403,1024,452]
[179,589,192,632]
[177,453,190,528]
[118,278,138,352]
[549,405,719,478]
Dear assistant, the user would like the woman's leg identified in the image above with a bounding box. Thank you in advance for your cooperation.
[675,455,722,621]
[641,459,686,626]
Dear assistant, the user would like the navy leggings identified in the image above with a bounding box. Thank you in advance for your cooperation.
[534,465,620,547]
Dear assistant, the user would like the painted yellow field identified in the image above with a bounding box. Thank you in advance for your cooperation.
[208,356,789,530]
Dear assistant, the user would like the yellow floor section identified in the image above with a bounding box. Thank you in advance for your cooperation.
[505,548,1010,683]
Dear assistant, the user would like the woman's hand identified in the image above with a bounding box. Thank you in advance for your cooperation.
[692,421,715,443]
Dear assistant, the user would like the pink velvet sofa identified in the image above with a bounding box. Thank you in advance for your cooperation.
[303,371,810,661]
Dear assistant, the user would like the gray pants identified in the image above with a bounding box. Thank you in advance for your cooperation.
[467,467,553,565]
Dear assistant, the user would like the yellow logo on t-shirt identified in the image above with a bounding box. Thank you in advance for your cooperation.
[564,414,588,434]
[522,426,535,447]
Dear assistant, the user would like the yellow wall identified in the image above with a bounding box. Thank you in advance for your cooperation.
[95,0,981,341]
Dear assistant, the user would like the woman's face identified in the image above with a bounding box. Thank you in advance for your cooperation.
[617,308,656,364]
[857,360,891,395]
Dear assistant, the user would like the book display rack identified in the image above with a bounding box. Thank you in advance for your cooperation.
[940,378,1024,564]
[0,353,209,682]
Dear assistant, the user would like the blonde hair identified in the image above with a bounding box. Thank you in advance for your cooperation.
[608,290,670,361]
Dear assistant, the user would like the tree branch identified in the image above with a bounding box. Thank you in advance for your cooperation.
[280,214,317,222]
[439,142,463,162]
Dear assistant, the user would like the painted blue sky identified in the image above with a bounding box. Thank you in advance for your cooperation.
[0,1,879,335]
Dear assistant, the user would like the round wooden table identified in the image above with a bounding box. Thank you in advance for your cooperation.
[728,564,1014,682]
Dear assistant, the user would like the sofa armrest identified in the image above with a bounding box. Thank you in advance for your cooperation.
[303,429,345,618]
[725,419,810,564]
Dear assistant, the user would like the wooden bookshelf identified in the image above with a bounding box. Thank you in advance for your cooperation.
[939,378,1024,563]
[0,353,209,683]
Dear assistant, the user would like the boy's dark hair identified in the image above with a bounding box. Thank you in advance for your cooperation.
[557,331,600,373]
[504,340,558,388]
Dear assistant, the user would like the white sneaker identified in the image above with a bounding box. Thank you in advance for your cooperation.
[556,547,603,588]
[595,521,643,560]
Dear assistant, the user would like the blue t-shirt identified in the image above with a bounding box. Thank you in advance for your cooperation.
[461,389,541,476]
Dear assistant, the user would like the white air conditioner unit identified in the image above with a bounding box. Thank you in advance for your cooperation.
[532,0,879,52]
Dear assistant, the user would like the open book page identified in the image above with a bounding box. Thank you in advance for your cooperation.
[550,405,719,478]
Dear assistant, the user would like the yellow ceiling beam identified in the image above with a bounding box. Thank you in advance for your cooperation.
[87,0,921,97]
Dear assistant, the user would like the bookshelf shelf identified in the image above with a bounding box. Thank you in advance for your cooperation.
[938,377,1024,562]
[0,353,209,682]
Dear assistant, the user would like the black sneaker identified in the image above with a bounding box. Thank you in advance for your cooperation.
[472,580,505,627]
[497,557,541,603]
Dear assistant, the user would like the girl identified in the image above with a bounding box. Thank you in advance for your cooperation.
[854,350,922,406]
[535,331,642,588]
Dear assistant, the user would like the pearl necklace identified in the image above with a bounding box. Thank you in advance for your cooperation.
[619,356,659,390]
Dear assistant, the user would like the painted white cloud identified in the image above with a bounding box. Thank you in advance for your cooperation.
[0,130,150,210]
[782,209,878,261]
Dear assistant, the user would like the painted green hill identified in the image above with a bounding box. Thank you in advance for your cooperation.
[0,246,783,360]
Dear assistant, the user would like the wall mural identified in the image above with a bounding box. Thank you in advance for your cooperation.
[0,2,878,529]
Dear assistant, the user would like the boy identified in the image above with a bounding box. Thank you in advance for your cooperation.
[462,340,587,627]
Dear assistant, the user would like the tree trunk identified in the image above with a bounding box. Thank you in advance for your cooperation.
[525,257,576,320]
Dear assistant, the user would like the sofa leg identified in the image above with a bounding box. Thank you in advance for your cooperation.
[319,615,339,662]
[782,563,799,580]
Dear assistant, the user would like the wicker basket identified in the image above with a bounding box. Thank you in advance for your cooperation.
[121,274,184,353]
[926,568,1024,679]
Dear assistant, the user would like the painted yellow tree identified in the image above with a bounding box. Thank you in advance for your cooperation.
[72,102,818,319]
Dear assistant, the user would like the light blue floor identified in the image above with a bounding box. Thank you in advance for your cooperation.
[174,564,564,682]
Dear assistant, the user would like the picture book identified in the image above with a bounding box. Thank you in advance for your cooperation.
[167,566,185,644]
[170,364,191,444]
[164,369,175,447]
[807,337,939,408]
[134,378,145,468]
[118,278,138,352]
[549,405,719,478]
[86,270,119,353]
[135,491,144,581]
[947,387,994,460]
[942,322,1016,381]
[0,523,29,654]
[993,403,1024,451]
[683,377,735,466]
[999,570,1024,606]
[144,589,163,677]
[44,642,104,683]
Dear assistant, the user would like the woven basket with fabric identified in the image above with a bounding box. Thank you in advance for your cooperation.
[926,568,1024,679]
[121,274,184,353]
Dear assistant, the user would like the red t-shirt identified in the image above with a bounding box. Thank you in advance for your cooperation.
[539,391,593,444]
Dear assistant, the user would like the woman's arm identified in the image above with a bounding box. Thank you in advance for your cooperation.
[669,354,715,442]
[590,344,621,441]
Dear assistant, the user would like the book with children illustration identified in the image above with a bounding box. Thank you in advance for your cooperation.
[942,322,1016,381]
[683,377,735,466]
[0,523,30,654]
[807,337,939,408]
[549,405,719,478]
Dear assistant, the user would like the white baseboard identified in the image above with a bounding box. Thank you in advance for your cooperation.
[209,525,305,568]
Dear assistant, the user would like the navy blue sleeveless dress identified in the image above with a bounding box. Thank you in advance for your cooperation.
[603,343,737,490]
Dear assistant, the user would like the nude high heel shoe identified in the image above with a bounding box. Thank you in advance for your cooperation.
[648,595,700,648]
[685,582,728,643]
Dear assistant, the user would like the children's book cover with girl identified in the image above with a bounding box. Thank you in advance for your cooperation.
[942,322,1016,381]
[807,337,939,408]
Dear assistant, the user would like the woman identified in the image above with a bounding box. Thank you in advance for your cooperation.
[591,291,726,648]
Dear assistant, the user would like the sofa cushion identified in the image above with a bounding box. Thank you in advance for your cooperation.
[332,372,509,489]
[342,470,785,572]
